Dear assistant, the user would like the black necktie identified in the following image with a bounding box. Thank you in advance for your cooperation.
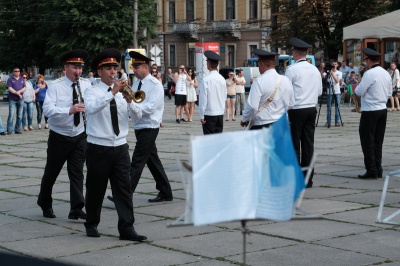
[72,83,80,126]
[137,81,142,91]
[108,87,120,136]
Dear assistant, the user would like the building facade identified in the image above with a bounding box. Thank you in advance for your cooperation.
[142,0,273,73]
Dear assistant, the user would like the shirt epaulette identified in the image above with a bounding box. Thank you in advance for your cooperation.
[150,76,159,84]
[78,78,91,85]
[52,77,63,84]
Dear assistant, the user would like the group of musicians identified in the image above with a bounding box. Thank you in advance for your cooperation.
[36,40,391,241]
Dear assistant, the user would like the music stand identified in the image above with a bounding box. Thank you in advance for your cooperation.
[376,169,400,225]
[169,155,321,266]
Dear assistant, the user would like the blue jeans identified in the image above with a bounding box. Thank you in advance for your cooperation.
[7,98,24,133]
[22,101,34,127]
[326,94,341,124]
[36,101,48,124]
[0,116,5,133]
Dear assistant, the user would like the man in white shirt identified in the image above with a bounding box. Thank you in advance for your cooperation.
[37,49,90,219]
[235,69,246,116]
[83,48,146,241]
[240,49,294,129]
[325,61,343,127]
[348,62,359,79]
[355,48,391,179]
[129,51,173,203]
[199,50,227,134]
[285,38,322,188]
[339,61,349,81]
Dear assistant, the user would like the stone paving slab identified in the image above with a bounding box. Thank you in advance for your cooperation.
[227,243,384,266]
[0,176,42,188]
[299,198,368,215]
[315,229,400,260]
[325,206,399,227]
[0,220,75,243]
[330,191,400,206]
[248,219,376,242]
[0,234,139,259]
[55,244,208,266]
[153,230,299,259]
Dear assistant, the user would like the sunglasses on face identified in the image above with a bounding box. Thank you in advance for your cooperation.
[14,70,20,72]
[23,77,27,79]
[180,68,185,70]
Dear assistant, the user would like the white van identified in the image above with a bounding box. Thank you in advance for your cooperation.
[235,67,260,92]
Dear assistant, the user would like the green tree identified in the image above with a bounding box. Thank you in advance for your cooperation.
[267,0,388,61]
[0,0,158,72]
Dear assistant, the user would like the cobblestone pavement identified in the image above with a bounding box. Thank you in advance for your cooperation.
[0,96,400,266]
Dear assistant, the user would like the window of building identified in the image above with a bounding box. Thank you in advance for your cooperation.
[188,48,195,67]
[227,45,235,68]
[186,0,194,22]
[169,1,176,23]
[249,45,258,57]
[169,44,176,66]
[249,0,258,19]
[207,0,214,21]
[226,0,235,20]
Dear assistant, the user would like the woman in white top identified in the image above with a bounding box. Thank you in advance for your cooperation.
[388,62,400,111]
[185,68,198,122]
[173,65,190,123]
[21,72,35,131]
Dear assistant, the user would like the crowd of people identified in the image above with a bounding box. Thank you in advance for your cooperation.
[0,68,52,135]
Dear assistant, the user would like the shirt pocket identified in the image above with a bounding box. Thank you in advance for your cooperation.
[57,96,72,108]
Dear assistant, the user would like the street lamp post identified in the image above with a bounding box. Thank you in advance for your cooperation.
[133,0,138,47]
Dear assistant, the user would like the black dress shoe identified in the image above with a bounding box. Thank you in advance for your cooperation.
[358,173,378,179]
[38,201,56,218]
[68,209,87,220]
[107,195,114,202]
[86,227,100,237]
[15,131,22,134]
[148,196,173,202]
[0,132,5,135]
[43,208,56,218]
[119,230,147,241]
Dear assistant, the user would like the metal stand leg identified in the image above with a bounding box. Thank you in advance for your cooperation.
[241,220,250,266]
[377,169,400,225]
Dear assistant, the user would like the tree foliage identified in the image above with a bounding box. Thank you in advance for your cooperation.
[0,0,158,72]
[267,0,389,60]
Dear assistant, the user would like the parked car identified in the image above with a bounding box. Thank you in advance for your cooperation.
[2,89,9,102]
[219,68,234,80]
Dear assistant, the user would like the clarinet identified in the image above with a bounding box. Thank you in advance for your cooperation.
[75,75,87,128]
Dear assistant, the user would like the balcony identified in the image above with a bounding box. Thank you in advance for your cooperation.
[211,20,241,39]
[173,22,200,40]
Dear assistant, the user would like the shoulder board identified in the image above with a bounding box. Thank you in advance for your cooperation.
[150,77,159,84]
[52,77,63,83]
[79,77,91,84]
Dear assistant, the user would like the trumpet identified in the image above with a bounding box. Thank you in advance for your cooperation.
[114,77,146,103]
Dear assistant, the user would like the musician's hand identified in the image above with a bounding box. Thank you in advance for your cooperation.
[124,96,132,104]
[113,79,125,95]
[70,103,85,114]
[240,121,248,127]
[201,118,206,124]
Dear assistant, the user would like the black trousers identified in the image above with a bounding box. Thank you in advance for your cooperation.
[288,107,317,178]
[38,130,86,210]
[84,143,135,234]
[130,128,172,198]
[202,115,223,135]
[359,109,387,176]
